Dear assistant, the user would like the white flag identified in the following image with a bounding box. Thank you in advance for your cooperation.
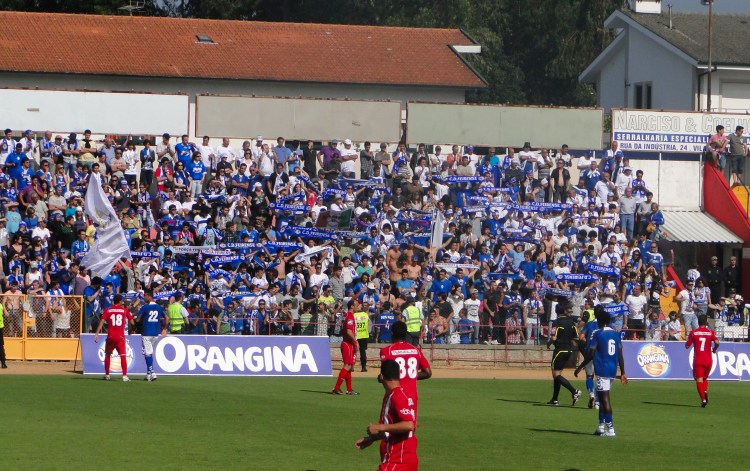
[430,210,445,250]
[81,174,131,278]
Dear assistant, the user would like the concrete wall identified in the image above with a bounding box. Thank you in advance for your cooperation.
[0,72,465,141]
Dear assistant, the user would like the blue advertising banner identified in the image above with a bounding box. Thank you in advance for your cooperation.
[80,334,332,377]
[623,341,750,381]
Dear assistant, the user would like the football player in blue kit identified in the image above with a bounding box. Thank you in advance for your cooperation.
[136,289,167,381]
[577,303,600,409]
[575,306,628,437]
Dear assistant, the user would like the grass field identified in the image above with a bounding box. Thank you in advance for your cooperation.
[2,374,747,470]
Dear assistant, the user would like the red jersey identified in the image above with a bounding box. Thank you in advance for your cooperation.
[343,311,357,345]
[379,386,418,468]
[686,326,717,365]
[380,342,431,401]
[103,305,133,339]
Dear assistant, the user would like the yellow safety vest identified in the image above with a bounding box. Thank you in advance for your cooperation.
[168,303,185,333]
[403,305,421,333]
[0,303,4,329]
[354,311,369,340]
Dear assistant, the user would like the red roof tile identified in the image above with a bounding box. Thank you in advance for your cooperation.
[0,11,486,88]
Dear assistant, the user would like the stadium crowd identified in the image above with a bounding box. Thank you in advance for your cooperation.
[0,127,746,344]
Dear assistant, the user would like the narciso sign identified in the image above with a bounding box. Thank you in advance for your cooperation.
[612,109,750,153]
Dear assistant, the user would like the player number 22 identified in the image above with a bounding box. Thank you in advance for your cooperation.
[395,357,418,379]
[148,311,160,323]
[607,339,616,356]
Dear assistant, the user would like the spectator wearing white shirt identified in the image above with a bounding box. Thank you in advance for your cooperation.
[625,284,647,340]
[577,150,596,170]
[0,128,16,164]
[198,135,216,171]
[250,135,264,162]
[339,139,358,178]
[18,129,37,162]
[216,137,237,164]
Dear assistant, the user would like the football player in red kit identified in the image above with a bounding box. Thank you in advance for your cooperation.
[356,359,418,471]
[685,315,719,407]
[332,298,359,395]
[94,294,134,382]
[379,321,431,417]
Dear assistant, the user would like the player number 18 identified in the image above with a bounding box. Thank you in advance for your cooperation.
[109,313,123,327]
[395,357,418,379]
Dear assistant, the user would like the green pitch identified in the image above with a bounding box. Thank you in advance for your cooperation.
[1,374,747,470]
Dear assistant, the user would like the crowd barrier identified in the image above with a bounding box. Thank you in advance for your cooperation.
[2,294,83,361]
[79,334,332,376]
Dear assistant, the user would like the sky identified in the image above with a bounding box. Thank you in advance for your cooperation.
[662,0,750,13]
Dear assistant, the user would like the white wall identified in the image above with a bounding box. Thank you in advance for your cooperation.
[598,45,627,110]
[697,69,750,112]
[626,27,695,110]
[625,157,701,210]
[0,72,465,142]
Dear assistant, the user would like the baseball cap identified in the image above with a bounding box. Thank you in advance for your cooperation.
[344,139,352,146]
[331,139,338,145]
[466,145,474,151]
[256,135,262,141]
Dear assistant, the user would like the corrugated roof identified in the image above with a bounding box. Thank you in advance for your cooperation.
[661,211,742,243]
[0,11,486,89]
[621,9,750,66]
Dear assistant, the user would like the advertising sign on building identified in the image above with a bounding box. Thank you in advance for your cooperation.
[612,109,750,153]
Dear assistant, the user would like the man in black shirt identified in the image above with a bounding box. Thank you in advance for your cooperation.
[724,256,741,296]
[705,256,723,305]
[546,303,582,406]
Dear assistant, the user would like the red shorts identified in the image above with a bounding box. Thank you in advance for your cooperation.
[377,461,419,471]
[105,337,126,356]
[693,362,712,380]
[341,342,356,366]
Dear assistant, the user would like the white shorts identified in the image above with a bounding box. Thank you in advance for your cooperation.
[142,336,159,356]
[596,376,613,392]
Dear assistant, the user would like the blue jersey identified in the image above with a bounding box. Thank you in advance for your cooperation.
[138,302,166,336]
[375,311,396,343]
[589,327,621,378]
[581,320,599,351]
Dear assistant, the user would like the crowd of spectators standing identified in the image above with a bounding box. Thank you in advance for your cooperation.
[0,127,746,343]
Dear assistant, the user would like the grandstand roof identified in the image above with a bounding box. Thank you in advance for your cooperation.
[0,11,486,89]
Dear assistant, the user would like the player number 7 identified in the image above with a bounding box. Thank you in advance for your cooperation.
[698,337,706,351]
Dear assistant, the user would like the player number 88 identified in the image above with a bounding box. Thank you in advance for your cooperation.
[395,357,418,379]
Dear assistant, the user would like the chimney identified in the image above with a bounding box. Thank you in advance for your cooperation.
[668,4,673,29]
[628,0,662,14]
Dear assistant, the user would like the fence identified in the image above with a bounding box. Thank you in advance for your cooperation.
[2,294,83,361]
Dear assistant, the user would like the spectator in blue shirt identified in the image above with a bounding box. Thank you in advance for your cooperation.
[188,152,206,197]
[175,134,197,168]
[581,161,601,191]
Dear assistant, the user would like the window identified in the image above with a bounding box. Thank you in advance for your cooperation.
[196,34,215,44]
[634,82,652,109]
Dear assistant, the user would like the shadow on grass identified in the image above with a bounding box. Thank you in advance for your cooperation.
[300,389,337,395]
[496,398,540,404]
[527,427,592,436]
[642,401,698,408]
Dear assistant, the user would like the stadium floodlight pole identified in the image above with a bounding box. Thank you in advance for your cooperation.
[701,0,714,111]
